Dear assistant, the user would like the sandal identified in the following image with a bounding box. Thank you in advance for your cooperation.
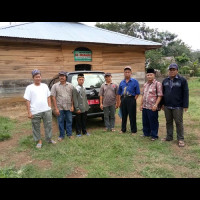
[111,129,116,132]
[36,143,42,148]
[178,140,185,147]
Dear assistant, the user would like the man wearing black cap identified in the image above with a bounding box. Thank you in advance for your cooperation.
[161,63,189,147]
[99,73,119,132]
[73,73,90,137]
[140,68,163,141]
[51,71,75,140]
[117,66,140,135]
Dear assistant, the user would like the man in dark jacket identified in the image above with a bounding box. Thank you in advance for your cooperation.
[161,63,189,147]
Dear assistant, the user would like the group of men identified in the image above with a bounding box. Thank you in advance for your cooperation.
[24,63,189,149]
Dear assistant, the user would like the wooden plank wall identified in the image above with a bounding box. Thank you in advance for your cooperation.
[0,41,146,81]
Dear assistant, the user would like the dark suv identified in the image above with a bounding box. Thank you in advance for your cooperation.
[48,71,105,120]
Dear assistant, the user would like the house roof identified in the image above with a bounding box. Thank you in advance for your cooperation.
[0,22,162,48]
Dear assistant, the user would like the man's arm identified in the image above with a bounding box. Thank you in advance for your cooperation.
[51,96,60,116]
[26,100,33,119]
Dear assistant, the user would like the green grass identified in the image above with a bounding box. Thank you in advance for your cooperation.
[0,77,200,178]
[0,117,16,141]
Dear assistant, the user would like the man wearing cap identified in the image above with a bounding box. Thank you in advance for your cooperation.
[161,63,189,147]
[51,71,74,141]
[117,66,140,135]
[24,69,56,148]
[140,68,163,141]
[99,73,119,132]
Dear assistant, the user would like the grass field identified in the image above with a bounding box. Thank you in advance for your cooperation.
[0,77,200,178]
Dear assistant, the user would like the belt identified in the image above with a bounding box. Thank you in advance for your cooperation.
[121,95,135,98]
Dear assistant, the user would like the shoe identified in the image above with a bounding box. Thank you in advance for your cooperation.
[131,132,137,136]
[119,131,125,134]
[161,138,172,141]
[178,140,185,147]
[76,134,82,137]
[111,129,116,132]
[58,137,64,141]
[151,138,157,141]
[49,140,56,144]
[68,136,74,139]
[36,143,42,148]
[86,133,90,136]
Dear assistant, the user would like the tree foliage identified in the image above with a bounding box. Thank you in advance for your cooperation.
[95,22,200,76]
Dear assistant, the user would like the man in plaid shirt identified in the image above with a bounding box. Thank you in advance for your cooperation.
[140,68,163,141]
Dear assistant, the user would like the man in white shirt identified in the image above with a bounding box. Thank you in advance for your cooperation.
[24,69,56,148]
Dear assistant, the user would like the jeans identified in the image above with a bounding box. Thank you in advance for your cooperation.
[103,104,116,130]
[164,107,184,141]
[57,110,72,138]
[142,108,159,139]
[31,109,52,142]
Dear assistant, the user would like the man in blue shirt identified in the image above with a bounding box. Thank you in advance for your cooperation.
[117,66,140,135]
[161,63,189,147]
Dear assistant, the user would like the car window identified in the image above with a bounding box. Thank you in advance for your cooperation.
[71,73,105,88]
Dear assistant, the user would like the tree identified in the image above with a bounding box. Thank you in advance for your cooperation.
[95,22,194,74]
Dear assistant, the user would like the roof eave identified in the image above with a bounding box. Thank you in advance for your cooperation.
[0,36,162,49]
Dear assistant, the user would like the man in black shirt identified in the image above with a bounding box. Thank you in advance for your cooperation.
[161,63,189,147]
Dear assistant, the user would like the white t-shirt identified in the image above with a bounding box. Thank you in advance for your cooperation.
[24,83,51,115]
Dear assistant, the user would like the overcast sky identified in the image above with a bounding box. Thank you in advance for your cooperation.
[0,22,200,51]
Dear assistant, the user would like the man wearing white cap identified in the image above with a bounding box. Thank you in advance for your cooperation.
[117,66,140,135]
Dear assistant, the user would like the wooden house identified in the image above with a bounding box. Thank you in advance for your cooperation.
[0,22,161,98]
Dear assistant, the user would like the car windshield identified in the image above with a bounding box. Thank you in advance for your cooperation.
[71,73,105,88]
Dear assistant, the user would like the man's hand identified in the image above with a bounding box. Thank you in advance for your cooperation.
[70,106,74,112]
[140,105,143,111]
[76,110,81,114]
[28,113,33,119]
[55,109,60,116]
[184,108,188,112]
[100,103,103,110]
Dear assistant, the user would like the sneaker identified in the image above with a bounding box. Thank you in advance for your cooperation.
[85,133,90,136]
[76,134,82,137]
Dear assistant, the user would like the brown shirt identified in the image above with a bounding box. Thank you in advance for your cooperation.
[51,81,74,110]
[99,82,119,107]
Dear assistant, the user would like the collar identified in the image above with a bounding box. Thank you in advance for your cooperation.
[59,81,68,85]
[105,82,113,85]
[123,78,133,82]
[167,74,179,80]
[147,79,156,85]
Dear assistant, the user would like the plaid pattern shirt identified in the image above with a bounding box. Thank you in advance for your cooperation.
[142,79,163,110]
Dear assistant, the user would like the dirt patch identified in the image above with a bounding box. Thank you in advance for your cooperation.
[66,167,88,178]
[0,98,56,170]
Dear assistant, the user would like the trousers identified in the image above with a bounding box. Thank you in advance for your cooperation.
[142,108,159,138]
[75,112,87,135]
[164,107,184,141]
[31,109,52,142]
[120,96,137,133]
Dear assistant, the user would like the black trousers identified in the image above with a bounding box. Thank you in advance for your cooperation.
[120,96,137,133]
[75,112,87,135]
